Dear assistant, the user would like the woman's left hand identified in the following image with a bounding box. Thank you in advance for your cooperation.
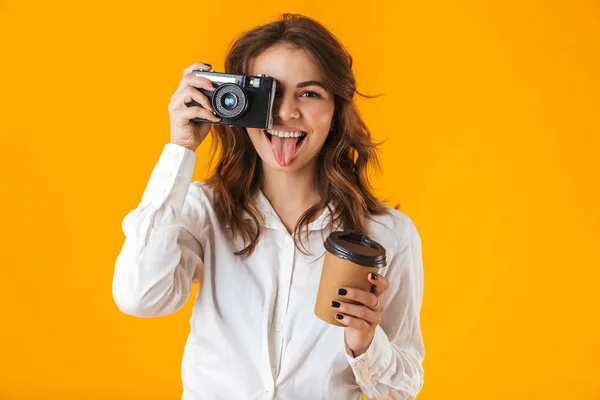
[332,272,390,357]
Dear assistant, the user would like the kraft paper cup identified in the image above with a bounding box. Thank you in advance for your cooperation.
[314,230,387,327]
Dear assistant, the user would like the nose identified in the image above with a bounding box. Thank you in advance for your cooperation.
[273,92,300,121]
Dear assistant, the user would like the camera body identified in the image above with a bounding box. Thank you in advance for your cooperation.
[188,70,276,129]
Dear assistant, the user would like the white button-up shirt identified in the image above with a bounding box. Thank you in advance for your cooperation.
[112,143,425,399]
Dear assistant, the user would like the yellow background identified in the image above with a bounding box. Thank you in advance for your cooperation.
[1,0,599,398]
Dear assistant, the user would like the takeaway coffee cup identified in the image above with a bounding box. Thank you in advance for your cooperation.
[314,230,387,327]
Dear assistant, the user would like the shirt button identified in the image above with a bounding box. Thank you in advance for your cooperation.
[174,152,180,159]
[275,324,282,332]
[271,367,276,375]
[167,172,172,177]
[282,279,289,286]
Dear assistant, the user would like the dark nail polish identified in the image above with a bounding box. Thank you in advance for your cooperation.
[331,301,340,308]
[371,273,378,280]
[336,314,344,320]
[201,62,212,68]
[338,288,347,296]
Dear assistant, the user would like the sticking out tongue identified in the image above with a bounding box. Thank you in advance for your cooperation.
[270,135,300,166]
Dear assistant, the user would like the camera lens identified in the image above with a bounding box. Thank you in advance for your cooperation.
[212,83,248,119]
[221,93,238,110]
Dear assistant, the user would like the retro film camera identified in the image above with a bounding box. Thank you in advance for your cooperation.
[187,70,277,129]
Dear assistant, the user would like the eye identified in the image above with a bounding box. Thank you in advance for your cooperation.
[300,91,322,99]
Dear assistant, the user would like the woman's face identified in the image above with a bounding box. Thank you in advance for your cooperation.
[246,44,335,172]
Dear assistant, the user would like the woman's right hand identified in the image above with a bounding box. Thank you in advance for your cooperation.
[168,62,222,152]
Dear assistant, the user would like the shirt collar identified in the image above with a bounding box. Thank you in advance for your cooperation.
[226,188,339,233]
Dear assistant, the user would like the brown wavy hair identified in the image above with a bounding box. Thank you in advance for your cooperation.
[205,13,399,258]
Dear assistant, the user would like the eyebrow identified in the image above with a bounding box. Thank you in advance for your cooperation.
[296,80,327,90]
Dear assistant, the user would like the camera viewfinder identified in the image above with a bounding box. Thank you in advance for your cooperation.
[248,77,261,88]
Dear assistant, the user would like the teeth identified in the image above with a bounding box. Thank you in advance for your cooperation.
[267,129,306,138]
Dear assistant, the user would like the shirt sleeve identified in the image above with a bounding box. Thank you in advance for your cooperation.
[344,215,425,399]
[112,143,205,318]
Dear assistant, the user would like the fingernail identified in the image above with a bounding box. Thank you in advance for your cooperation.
[336,314,344,320]
[371,273,378,280]
[331,301,340,308]
[201,62,212,69]
[337,288,347,296]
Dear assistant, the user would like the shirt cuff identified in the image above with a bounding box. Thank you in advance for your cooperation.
[141,143,197,209]
[344,325,393,392]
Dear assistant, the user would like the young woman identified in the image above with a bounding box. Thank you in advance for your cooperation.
[113,13,425,400]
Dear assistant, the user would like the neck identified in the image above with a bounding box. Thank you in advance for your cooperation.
[260,161,320,212]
